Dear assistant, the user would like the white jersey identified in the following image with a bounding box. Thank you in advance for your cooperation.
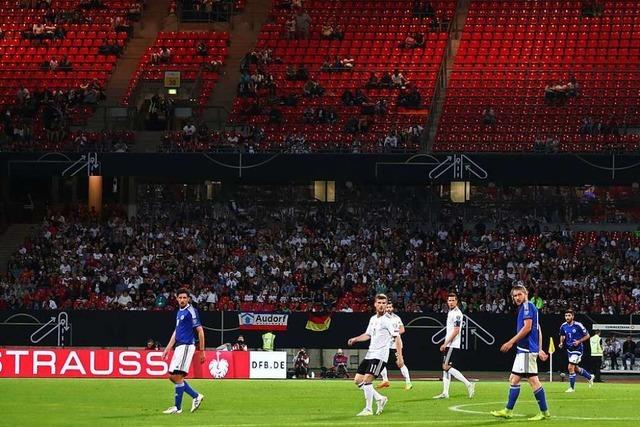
[388,313,404,350]
[446,306,463,349]
[365,313,399,362]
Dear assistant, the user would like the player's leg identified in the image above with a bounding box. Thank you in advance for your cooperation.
[575,356,593,388]
[492,352,533,418]
[377,367,390,387]
[354,361,375,416]
[433,348,453,398]
[392,349,411,389]
[447,353,474,398]
[178,345,204,410]
[377,350,392,388]
[368,360,389,415]
[526,374,550,420]
[567,356,577,391]
[164,345,188,414]
[490,373,521,418]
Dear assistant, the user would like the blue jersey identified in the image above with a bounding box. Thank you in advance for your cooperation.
[559,321,588,354]
[175,304,201,345]
[516,301,540,353]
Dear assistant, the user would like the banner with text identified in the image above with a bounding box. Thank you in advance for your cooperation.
[0,348,288,379]
[238,313,288,331]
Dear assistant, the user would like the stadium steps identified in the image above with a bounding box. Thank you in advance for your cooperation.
[203,0,272,129]
[425,0,470,152]
[84,0,172,130]
[0,224,34,274]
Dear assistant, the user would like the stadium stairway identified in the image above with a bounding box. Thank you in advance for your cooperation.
[425,0,470,151]
[0,224,34,274]
[84,0,172,131]
[201,0,272,129]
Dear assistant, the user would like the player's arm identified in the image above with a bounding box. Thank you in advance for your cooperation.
[538,324,548,361]
[500,318,532,352]
[196,325,206,363]
[441,325,460,352]
[162,330,176,359]
[347,333,371,346]
[559,333,565,348]
[573,331,590,347]
[399,324,406,334]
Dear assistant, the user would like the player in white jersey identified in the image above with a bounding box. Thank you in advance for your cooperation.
[433,292,475,399]
[348,294,402,417]
[377,302,412,390]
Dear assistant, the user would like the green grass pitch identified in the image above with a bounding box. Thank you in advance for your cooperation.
[1,378,638,426]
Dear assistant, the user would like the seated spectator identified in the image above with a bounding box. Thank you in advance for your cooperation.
[285,14,296,39]
[285,64,297,80]
[32,23,46,40]
[196,42,208,56]
[59,55,72,71]
[414,0,435,18]
[391,69,408,89]
[402,34,417,49]
[379,71,393,88]
[152,47,171,64]
[344,116,358,134]
[48,57,59,71]
[321,23,334,39]
[182,121,196,143]
[302,79,324,97]
[296,64,309,81]
[357,115,369,132]
[352,88,367,106]
[268,107,282,124]
[303,107,316,124]
[482,107,496,125]
[374,99,387,115]
[365,72,380,89]
[398,86,421,108]
[341,89,354,106]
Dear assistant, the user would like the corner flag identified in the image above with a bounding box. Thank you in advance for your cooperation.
[548,337,555,382]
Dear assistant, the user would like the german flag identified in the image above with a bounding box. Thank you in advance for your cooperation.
[306,313,332,332]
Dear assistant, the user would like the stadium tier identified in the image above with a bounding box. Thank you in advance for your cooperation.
[435,0,640,152]
[225,0,457,152]
[121,31,229,109]
[2,192,639,314]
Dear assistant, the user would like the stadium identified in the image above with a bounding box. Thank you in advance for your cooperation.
[1,0,640,425]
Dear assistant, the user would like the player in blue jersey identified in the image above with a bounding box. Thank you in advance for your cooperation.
[558,308,594,392]
[161,288,206,414]
[491,285,550,421]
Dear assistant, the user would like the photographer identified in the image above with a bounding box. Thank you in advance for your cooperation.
[294,348,309,378]
[332,348,349,378]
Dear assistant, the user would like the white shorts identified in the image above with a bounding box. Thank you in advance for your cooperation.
[511,352,538,377]
[568,352,583,365]
[169,344,196,374]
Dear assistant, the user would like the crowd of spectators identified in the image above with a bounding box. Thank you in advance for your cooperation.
[1,187,639,315]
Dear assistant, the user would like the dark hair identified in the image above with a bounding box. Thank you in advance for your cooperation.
[565,308,575,315]
[447,292,458,300]
[176,288,189,297]
[375,293,388,301]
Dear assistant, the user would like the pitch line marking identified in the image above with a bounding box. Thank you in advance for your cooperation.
[449,400,640,421]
